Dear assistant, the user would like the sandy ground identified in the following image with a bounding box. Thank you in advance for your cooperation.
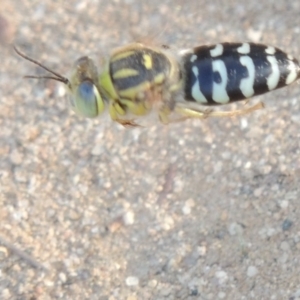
[1,0,300,299]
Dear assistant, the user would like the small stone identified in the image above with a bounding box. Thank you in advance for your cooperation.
[44,280,54,287]
[215,271,228,284]
[72,174,80,184]
[240,118,248,129]
[160,287,172,297]
[291,114,300,124]
[57,85,66,97]
[266,228,276,237]
[247,28,263,43]
[182,198,195,215]
[162,216,174,231]
[14,167,27,183]
[59,272,67,283]
[182,204,191,215]
[148,279,158,288]
[279,252,289,264]
[280,241,290,252]
[126,276,139,286]
[123,211,135,225]
[91,144,104,156]
[198,245,206,256]
[247,266,258,277]
[228,223,243,236]
[293,289,300,298]
[2,288,10,299]
[279,200,289,209]
[218,292,226,299]
[213,161,223,173]
[0,246,8,259]
[282,219,293,231]
[244,161,251,169]
[262,165,272,174]
[221,152,231,160]
[253,187,263,197]
[190,287,198,296]
[9,149,23,165]
[17,283,24,294]
[109,216,123,233]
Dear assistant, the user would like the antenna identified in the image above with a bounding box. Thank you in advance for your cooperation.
[14,46,69,85]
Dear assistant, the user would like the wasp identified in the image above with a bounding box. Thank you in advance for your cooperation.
[14,42,300,126]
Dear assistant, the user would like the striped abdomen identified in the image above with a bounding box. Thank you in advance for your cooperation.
[181,43,300,105]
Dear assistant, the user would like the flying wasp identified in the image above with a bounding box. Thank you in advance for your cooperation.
[14,42,300,126]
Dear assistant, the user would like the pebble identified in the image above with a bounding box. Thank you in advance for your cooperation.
[123,210,135,225]
[215,271,228,284]
[9,149,23,165]
[280,241,290,252]
[246,28,263,43]
[198,246,206,257]
[91,144,104,156]
[291,114,300,124]
[240,118,248,129]
[182,204,191,215]
[247,266,258,277]
[0,246,8,258]
[59,272,67,283]
[148,279,158,288]
[282,219,293,231]
[44,280,54,287]
[279,200,289,209]
[2,289,10,299]
[293,289,300,298]
[126,276,139,287]
[244,161,252,169]
[218,292,226,299]
[253,187,263,197]
[228,222,243,236]
[162,216,174,231]
[279,252,289,264]
[267,228,276,237]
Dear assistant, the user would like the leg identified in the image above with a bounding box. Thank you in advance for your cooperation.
[109,101,141,127]
[115,118,141,127]
[174,102,264,120]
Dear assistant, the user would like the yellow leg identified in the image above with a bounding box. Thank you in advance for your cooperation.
[158,106,173,124]
[174,102,264,120]
[108,102,141,127]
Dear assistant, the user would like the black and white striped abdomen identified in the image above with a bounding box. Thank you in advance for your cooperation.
[181,43,300,105]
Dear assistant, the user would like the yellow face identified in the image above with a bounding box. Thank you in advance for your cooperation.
[14,47,105,119]
[67,56,105,118]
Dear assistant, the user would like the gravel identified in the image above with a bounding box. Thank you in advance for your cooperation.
[1,0,300,299]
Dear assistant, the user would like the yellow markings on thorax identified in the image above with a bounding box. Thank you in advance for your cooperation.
[119,81,152,99]
[118,72,166,99]
[153,73,165,84]
[143,54,153,69]
[101,44,182,123]
[113,68,139,79]
[112,50,136,61]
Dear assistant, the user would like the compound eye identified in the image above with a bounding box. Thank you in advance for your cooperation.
[70,80,104,118]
